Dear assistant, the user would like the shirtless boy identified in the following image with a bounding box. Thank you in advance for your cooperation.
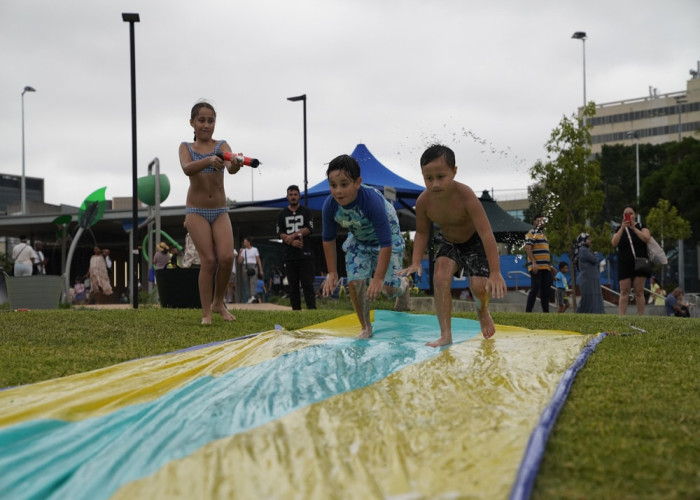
[401,144,506,346]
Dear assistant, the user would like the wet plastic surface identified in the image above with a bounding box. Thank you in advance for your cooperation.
[0,311,591,499]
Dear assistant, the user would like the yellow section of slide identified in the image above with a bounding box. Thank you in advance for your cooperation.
[0,313,362,428]
[113,328,589,500]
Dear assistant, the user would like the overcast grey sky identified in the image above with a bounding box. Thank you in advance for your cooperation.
[1,0,698,209]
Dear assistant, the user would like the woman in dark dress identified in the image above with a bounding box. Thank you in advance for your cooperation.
[574,233,604,314]
[611,205,651,315]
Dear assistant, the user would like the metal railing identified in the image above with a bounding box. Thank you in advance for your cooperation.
[507,270,530,291]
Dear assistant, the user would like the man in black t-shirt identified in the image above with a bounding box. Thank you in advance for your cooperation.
[276,185,317,310]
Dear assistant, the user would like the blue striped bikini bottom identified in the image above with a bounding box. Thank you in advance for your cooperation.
[185,207,228,225]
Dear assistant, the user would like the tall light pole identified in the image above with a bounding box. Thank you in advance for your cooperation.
[626,131,640,211]
[674,95,687,142]
[21,86,36,215]
[571,31,587,125]
[673,95,687,289]
[287,94,308,206]
[122,12,140,308]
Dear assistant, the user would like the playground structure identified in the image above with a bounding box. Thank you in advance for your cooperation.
[62,158,172,304]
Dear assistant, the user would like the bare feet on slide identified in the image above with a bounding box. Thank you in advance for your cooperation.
[426,336,452,347]
[357,327,373,339]
[212,303,237,322]
[479,310,496,339]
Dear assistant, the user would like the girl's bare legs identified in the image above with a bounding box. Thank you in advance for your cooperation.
[427,257,458,347]
[618,278,631,315]
[186,213,235,324]
[633,275,647,315]
[210,215,235,321]
[348,279,372,338]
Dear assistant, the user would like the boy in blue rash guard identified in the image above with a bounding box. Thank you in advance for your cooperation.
[321,154,410,339]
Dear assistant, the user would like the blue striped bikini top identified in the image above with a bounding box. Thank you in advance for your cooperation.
[184,140,225,173]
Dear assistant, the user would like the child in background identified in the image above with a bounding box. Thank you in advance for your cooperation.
[648,275,665,306]
[255,278,266,303]
[73,278,86,305]
[554,261,570,313]
[321,154,410,339]
[400,144,506,346]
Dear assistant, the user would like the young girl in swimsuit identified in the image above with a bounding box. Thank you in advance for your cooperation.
[179,101,243,324]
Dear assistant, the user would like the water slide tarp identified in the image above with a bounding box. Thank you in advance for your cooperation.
[0,311,593,499]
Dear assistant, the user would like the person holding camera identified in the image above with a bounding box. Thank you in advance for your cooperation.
[238,237,263,304]
[611,205,651,315]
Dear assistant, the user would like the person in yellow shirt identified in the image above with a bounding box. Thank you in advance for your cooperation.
[525,216,552,312]
[648,275,665,306]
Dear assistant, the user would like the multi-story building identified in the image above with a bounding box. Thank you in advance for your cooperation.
[0,173,44,215]
[585,65,700,292]
[588,65,700,154]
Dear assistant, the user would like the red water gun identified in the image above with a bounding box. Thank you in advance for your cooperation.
[215,151,261,168]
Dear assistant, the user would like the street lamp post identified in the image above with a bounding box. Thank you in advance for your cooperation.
[673,95,688,289]
[674,96,687,142]
[626,131,640,212]
[122,12,140,308]
[21,86,36,215]
[287,94,308,207]
[571,31,587,125]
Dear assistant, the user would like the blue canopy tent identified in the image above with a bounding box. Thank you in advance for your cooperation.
[239,144,424,212]
[235,143,532,239]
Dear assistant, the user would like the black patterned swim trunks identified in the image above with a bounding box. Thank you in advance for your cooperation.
[435,232,490,278]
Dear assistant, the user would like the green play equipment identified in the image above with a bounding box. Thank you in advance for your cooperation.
[137,174,170,206]
[142,230,183,263]
[63,187,109,301]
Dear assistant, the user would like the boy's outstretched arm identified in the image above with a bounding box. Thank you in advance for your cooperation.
[465,192,507,299]
[322,240,339,297]
[400,231,428,277]
[400,198,429,277]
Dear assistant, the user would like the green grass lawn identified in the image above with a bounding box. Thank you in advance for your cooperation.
[1,300,698,499]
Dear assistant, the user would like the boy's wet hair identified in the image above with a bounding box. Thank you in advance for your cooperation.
[420,144,456,168]
[326,154,361,181]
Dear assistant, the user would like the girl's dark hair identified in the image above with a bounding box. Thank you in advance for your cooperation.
[190,101,216,140]
[326,154,361,181]
[623,204,637,214]
[420,144,456,168]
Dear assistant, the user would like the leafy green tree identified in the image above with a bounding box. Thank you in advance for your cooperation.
[529,103,605,310]
[642,138,700,240]
[523,183,550,224]
[529,103,605,255]
[598,137,700,238]
[0,251,12,274]
[646,199,692,249]
[401,230,413,268]
[645,199,692,288]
